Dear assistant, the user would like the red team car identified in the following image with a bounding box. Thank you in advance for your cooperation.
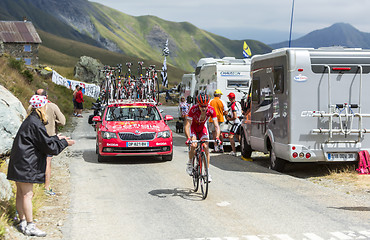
[93,101,173,162]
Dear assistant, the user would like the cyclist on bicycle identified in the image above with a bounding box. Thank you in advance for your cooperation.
[184,93,221,182]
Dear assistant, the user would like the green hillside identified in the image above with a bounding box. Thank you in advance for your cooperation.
[90,3,272,71]
[0,0,101,47]
[38,29,186,86]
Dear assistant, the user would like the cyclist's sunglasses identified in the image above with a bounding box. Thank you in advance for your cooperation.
[199,105,208,109]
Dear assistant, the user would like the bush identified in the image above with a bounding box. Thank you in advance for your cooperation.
[22,69,34,83]
[7,58,23,72]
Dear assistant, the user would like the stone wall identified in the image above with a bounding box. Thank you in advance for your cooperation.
[0,42,40,65]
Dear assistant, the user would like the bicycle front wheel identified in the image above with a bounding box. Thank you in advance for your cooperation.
[192,158,199,192]
[199,152,209,199]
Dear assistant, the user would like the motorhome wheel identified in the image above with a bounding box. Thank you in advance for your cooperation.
[240,132,252,158]
[269,147,286,172]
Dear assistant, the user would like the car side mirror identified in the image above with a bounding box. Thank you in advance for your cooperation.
[164,115,174,121]
[92,116,102,122]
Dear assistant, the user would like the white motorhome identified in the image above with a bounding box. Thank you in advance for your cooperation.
[180,73,196,101]
[196,57,251,103]
[240,47,370,171]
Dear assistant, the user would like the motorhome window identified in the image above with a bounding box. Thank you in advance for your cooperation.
[251,77,260,103]
[310,55,370,73]
[195,67,201,75]
[227,80,249,88]
[273,66,284,93]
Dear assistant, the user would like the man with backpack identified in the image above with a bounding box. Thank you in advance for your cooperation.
[226,92,242,156]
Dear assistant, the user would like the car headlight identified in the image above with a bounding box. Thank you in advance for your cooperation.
[157,130,171,138]
[102,131,117,139]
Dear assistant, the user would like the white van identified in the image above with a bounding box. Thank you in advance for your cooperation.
[179,73,196,101]
[196,57,251,103]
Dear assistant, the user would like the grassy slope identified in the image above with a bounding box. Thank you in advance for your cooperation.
[38,29,186,87]
[0,55,94,117]
[90,3,272,72]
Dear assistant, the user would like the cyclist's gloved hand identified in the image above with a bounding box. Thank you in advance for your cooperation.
[185,138,192,145]
[215,137,221,145]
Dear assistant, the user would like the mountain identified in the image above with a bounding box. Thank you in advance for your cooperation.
[270,23,370,49]
[0,0,272,72]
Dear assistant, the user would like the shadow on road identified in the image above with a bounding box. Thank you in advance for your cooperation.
[77,135,96,140]
[148,188,204,201]
[82,149,167,165]
[329,206,370,211]
[211,150,358,179]
[210,153,279,175]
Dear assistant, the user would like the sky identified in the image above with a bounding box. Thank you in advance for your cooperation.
[90,0,370,44]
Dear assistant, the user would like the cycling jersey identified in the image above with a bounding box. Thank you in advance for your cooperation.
[228,101,242,124]
[187,105,217,139]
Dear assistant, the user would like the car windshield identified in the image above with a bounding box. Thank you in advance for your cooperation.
[105,105,161,121]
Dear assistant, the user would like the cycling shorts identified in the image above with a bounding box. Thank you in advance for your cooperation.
[190,124,209,140]
[229,123,241,135]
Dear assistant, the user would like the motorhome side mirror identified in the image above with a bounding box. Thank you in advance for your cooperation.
[164,115,174,121]
[92,116,102,122]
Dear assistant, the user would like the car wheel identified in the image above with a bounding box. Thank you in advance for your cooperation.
[269,147,286,172]
[240,132,252,158]
[97,153,105,163]
[162,152,173,161]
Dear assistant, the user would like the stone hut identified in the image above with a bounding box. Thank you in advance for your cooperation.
[0,20,42,65]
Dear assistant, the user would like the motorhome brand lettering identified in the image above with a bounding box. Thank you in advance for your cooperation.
[220,71,241,76]
[294,74,308,82]
[301,111,326,117]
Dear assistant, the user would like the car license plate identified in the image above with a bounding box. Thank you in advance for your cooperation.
[327,153,356,161]
[127,142,149,147]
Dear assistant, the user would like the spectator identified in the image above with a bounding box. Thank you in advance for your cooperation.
[178,96,190,121]
[36,89,66,196]
[226,92,242,156]
[209,89,228,153]
[165,90,172,102]
[75,86,84,117]
[7,95,74,237]
[72,85,79,116]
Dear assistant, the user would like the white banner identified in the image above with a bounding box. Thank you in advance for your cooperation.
[52,71,100,99]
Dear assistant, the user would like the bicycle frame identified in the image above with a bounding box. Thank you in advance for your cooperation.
[188,139,216,199]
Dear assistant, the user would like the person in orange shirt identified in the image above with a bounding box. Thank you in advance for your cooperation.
[209,89,228,153]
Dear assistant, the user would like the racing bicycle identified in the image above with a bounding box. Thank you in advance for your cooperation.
[188,139,216,199]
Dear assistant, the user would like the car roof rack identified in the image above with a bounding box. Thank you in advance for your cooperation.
[107,99,158,106]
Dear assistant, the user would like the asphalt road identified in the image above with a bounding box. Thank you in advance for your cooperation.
[62,107,370,240]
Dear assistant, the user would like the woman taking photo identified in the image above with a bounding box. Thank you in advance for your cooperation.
[7,95,75,237]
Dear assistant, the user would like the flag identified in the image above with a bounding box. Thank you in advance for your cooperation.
[243,41,252,58]
[161,57,168,88]
[163,39,169,56]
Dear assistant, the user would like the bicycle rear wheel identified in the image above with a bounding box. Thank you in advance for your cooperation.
[192,157,199,192]
[199,152,209,199]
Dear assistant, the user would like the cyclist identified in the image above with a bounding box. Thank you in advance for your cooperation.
[184,93,221,182]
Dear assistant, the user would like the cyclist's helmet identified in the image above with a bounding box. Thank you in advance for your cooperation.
[196,92,210,105]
